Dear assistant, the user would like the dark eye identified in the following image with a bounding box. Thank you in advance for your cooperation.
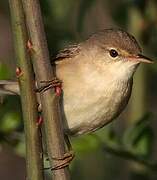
[109,49,118,58]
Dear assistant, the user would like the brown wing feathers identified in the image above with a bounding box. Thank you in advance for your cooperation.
[52,44,81,62]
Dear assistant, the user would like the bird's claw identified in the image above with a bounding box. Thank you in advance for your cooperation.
[45,151,74,171]
[52,151,74,170]
[36,78,62,96]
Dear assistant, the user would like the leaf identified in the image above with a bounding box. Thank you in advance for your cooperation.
[132,127,153,157]
[123,113,154,157]
[0,111,21,133]
[0,96,22,133]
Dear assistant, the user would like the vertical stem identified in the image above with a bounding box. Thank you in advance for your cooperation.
[21,0,70,179]
[9,1,44,180]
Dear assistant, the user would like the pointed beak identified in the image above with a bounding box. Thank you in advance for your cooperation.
[136,54,154,64]
[127,54,154,64]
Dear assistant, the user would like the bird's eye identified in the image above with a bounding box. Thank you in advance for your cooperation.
[109,49,118,58]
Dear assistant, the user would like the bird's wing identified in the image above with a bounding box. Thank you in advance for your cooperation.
[0,80,19,95]
[51,44,81,63]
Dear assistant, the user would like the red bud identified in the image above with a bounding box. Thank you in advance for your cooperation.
[55,86,62,96]
[36,116,43,126]
[16,67,23,77]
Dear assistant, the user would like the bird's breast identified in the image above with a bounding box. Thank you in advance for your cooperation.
[61,75,132,136]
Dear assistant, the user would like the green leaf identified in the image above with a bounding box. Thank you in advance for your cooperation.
[132,127,153,157]
[0,111,21,133]
[123,113,153,157]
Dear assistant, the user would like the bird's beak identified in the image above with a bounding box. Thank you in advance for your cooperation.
[127,54,154,64]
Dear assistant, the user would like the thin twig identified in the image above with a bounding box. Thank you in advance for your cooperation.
[21,0,70,179]
[9,0,44,180]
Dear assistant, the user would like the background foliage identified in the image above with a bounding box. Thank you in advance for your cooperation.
[0,0,157,179]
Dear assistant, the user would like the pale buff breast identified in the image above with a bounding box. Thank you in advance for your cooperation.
[62,79,132,136]
[56,60,133,136]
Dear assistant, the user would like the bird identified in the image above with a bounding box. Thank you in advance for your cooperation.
[0,28,153,136]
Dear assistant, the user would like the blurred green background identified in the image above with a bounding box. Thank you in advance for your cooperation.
[0,0,157,179]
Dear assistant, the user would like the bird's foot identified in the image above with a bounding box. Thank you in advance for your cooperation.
[36,78,62,96]
[51,151,75,170]
[45,135,74,170]
[45,151,74,170]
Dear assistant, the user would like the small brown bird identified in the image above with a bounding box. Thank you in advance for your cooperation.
[0,29,153,136]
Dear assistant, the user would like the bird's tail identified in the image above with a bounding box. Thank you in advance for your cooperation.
[0,80,20,95]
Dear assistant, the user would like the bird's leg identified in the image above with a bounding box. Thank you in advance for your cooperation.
[36,78,74,169]
[35,78,62,96]
[65,134,73,152]
[45,135,74,171]
[51,135,74,170]
[35,78,62,126]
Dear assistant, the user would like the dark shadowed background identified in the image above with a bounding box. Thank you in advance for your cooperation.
[0,0,157,179]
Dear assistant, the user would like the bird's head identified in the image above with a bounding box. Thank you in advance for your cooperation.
[85,29,153,81]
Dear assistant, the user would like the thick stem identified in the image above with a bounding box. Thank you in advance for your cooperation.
[9,1,44,180]
[21,0,70,179]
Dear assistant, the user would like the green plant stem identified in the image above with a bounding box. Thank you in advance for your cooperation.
[21,0,70,179]
[9,1,44,180]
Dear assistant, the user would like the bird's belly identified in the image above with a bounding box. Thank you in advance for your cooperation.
[62,81,132,136]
